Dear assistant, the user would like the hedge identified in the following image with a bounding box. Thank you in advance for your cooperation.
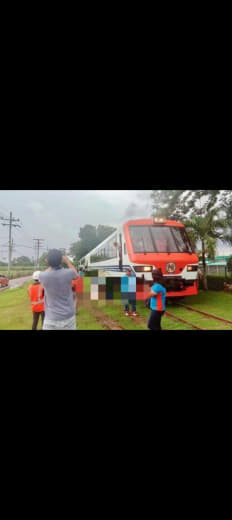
[199,274,232,291]
[84,270,98,277]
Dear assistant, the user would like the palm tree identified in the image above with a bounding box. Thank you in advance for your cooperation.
[184,210,227,290]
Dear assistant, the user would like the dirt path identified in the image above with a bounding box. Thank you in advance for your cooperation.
[80,298,125,330]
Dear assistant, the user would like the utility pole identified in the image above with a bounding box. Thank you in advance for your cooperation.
[33,238,45,268]
[0,212,21,275]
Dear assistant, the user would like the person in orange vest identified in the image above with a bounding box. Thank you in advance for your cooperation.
[71,273,84,314]
[27,271,45,330]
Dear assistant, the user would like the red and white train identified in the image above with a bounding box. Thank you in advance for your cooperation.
[80,217,199,297]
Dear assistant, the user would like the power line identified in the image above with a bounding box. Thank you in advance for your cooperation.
[14,225,34,243]
[0,212,21,274]
[33,238,45,268]
[13,243,34,249]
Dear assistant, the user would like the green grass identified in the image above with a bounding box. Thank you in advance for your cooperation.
[165,291,232,330]
[92,300,148,330]
[82,278,232,330]
[184,291,232,320]
[0,282,33,330]
[0,266,34,279]
[76,306,107,330]
[0,280,106,330]
[1,277,231,331]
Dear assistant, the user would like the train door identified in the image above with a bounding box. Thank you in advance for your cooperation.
[119,233,123,271]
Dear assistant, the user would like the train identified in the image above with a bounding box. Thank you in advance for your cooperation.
[80,217,199,297]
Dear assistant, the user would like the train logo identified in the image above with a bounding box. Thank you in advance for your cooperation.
[166,262,176,273]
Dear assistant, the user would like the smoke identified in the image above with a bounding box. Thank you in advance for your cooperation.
[123,200,153,220]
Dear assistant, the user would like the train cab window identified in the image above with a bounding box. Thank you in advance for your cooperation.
[171,227,193,253]
[129,225,193,254]
[129,226,153,253]
[150,227,175,253]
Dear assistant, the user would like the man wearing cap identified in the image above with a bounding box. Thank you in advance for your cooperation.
[27,271,45,330]
[38,250,79,330]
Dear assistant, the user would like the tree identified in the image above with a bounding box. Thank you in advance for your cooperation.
[151,190,224,219]
[39,252,48,266]
[220,191,232,245]
[12,256,32,265]
[151,189,231,286]
[96,225,116,243]
[184,210,227,290]
[70,224,116,263]
[151,190,186,219]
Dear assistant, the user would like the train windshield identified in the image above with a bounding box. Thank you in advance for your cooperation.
[129,226,193,254]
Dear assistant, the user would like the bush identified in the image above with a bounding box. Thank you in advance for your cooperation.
[199,274,232,291]
[8,270,34,279]
[84,270,98,277]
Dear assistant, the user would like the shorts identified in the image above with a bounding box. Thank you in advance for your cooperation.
[42,315,76,330]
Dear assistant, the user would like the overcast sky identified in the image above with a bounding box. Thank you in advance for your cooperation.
[1,190,231,261]
[0,190,153,260]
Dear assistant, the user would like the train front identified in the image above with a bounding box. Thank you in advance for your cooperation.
[123,218,199,297]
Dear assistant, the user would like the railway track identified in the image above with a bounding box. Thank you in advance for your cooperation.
[165,311,204,330]
[174,302,232,327]
[163,302,232,330]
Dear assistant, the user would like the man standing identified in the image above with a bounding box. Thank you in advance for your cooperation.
[123,267,138,317]
[27,271,45,330]
[38,250,79,330]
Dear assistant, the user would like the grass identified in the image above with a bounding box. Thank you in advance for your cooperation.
[162,291,232,330]
[0,282,33,330]
[184,291,232,321]
[0,266,34,279]
[0,277,231,331]
[77,306,107,330]
[92,300,148,330]
[0,280,106,330]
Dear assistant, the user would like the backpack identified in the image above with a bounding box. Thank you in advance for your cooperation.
[145,298,151,309]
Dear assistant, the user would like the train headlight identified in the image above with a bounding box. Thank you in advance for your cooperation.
[144,266,152,272]
[153,217,166,224]
[187,265,198,272]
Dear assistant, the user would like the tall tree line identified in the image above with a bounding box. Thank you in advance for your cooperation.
[151,190,232,289]
[70,224,116,263]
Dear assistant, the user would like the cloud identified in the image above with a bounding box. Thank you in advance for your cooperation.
[27,201,44,216]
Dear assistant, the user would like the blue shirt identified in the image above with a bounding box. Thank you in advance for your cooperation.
[150,283,166,311]
[121,274,136,293]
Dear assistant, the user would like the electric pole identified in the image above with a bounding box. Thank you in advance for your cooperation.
[33,238,45,268]
[0,212,21,275]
